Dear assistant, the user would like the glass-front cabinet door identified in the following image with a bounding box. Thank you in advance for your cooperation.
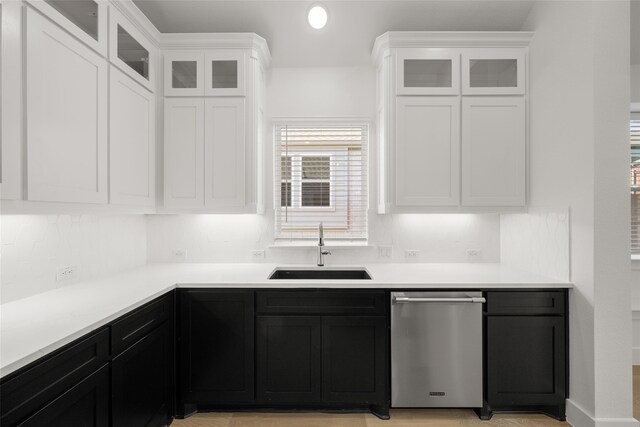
[395,48,460,95]
[164,51,205,96]
[109,8,155,92]
[204,50,246,96]
[27,0,108,55]
[462,48,525,95]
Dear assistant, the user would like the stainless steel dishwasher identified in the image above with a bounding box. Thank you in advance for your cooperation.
[391,291,485,408]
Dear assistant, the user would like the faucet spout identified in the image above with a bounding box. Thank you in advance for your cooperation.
[317,222,331,266]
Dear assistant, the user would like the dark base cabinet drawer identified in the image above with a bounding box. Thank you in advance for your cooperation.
[486,291,565,315]
[111,292,174,356]
[0,328,110,427]
[257,290,387,315]
[17,364,109,427]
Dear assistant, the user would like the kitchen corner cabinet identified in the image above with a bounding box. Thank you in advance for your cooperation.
[177,290,255,412]
[373,32,531,213]
[483,291,568,421]
[0,293,175,427]
[25,7,108,204]
[109,66,156,206]
[162,41,268,213]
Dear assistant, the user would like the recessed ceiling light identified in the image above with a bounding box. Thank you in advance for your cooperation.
[308,4,328,30]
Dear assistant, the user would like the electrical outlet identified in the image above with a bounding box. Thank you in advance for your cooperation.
[378,246,392,259]
[405,250,420,261]
[173,249,187,261]
[56,266,76,282]
[467,249,482,259]
[251,250,265,260]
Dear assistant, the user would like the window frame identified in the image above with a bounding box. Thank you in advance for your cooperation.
[273,119,370,241]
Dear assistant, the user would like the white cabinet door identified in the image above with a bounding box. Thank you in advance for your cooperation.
[395,97,460,207]
[109,66,156,206]
[461,97,525,206]
[204,98,246,209]
[461,48,525,95]
[395,48,460,96]
[26,7,108,204]
[164,98,205,208]
[164,51,205,97]
[204,50,246,96]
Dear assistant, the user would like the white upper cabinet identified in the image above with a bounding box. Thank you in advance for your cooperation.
[204,50,246,96]
[395,97,460,206]
[109,7,155,92]
[461,97,526,206]
[26,0,108,56]
[25,7,108,204]
[462,48,525,95]
[164,98,205,208]
[164,51,205,96]
[396,48,460,95]
[204,97,246,209]
[109,66,156,206]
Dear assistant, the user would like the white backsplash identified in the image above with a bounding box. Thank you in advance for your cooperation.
[145,213,501,265]
[500,208,571,281]
[1,215,147,303]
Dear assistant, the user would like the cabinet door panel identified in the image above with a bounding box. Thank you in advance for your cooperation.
[18,365,109,427]
[395,48,460,95]
[178,290,254,404]
[487,316,566,406]
[204,50,246,96]
[164,98,205,208]
[462,48,525,95]
[204,98,246,209]
[322,316,387,404]
[109,66,156,206]
[112,321,174,427]
[164,51,205,97]
[26,7,108,204]
[461,97,525,206]
[256,316,321,403]
[396,97,460,206]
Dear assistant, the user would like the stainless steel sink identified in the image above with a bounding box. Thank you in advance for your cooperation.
[268,268,372,280]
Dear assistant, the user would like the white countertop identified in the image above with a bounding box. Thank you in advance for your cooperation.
[0,262,571,378]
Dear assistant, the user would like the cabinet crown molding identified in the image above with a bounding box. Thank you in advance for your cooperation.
[109,0,161,47]
[160,33,272,66]
[371,31,534,64]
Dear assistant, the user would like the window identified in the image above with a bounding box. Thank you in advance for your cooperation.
[632,114,640,256]
[274,124,368,241]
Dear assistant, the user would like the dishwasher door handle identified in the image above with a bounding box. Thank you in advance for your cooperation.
[392,296,486,304]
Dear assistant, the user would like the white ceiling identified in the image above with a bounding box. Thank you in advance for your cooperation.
[133,0,536,67]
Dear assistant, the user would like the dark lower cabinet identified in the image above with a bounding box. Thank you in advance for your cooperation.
[322,316,387,405]
[111,320,174,427]
[19,364,109,427]
[256,316,322,403]
[178,289,255,412]
[484,291,568,421]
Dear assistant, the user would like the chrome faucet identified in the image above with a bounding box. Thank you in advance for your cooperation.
[317,222,331,266]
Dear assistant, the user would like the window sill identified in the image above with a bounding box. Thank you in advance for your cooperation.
[269,240,371,248]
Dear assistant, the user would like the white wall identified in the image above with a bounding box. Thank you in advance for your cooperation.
[146,66,502,265]
[522,1,634,426]
[0,215,147,303]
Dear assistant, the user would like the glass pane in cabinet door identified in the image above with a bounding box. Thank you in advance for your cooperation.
[211,60,238,89]
[172,61,197,88]
[469,59,517,88]
[45,0,98,40]
[404,59,452,88]
[117,25,149,79]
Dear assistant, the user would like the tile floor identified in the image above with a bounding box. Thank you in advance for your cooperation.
[173,367,640,426]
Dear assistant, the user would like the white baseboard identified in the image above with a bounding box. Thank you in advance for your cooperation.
[566,399,640,427]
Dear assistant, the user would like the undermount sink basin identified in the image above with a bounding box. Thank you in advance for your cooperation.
[268,268,372,280]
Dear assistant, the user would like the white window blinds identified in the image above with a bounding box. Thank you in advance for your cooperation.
[631,116,640,255]
[274,124,368,240]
